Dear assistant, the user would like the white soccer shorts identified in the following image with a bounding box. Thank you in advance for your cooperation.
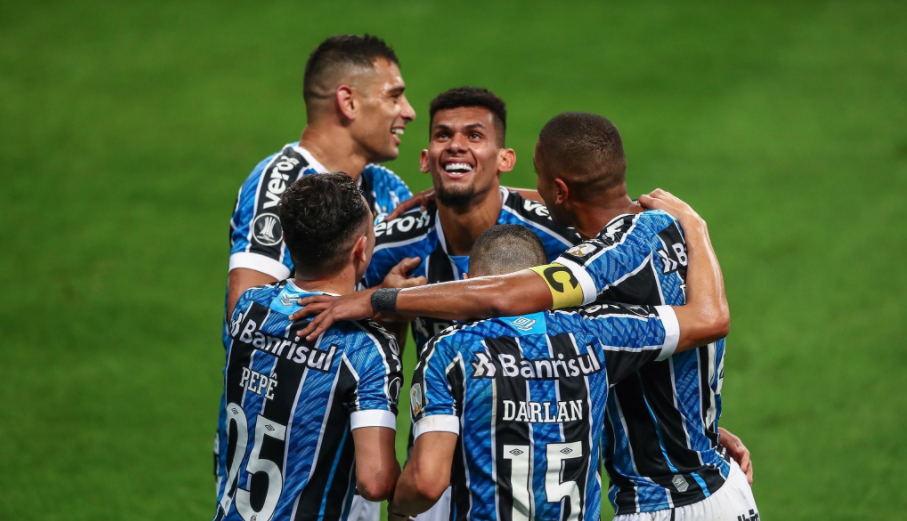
[613,460,759,521]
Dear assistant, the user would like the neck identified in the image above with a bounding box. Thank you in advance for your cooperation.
[570,190,642,240]
[292,266,357,296]
[299,123,369,181]
[437,185,503,256]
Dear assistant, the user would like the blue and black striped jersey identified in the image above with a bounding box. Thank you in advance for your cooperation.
[214,280,402,521]
[228,143,412,282]
[555,210,729,514]
[362,187,580,352]
[411,304,680,521]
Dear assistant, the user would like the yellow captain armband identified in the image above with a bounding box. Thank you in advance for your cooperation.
[529,263,585,310]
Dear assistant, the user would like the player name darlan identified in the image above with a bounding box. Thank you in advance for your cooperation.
[502,399,584,423]
[232,316,336,372]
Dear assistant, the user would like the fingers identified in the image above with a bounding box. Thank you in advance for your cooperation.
[740,452,753,486]
[401,276,427,288]
[392,257,421,275]
[288,295,335,321]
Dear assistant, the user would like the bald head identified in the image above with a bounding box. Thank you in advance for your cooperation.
[536,112,627,199]
[469,225,548,277]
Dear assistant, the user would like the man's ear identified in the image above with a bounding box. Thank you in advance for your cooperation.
[336,85,357,121]
[497,148,516,173]
[351,235,368,263]
[554,177,569,205]
[420,149,430,173]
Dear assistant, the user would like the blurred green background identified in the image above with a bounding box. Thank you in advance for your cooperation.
[1,1,905,519]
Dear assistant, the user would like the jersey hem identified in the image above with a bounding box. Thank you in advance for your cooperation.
[654,306,680,360]
[413,414,460,439]
[554,257,597,305]
[350,410,397,431]
[229,252,291,280]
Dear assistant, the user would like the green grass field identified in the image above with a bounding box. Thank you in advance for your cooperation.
[1,1,905,519]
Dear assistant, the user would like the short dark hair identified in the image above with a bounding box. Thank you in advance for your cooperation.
[537,112,627,197]
[303,34,399,104]
[469,225,548,277]
[279,172,371,276]
[429,86,507,146]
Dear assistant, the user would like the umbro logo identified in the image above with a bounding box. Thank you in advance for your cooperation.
[252,213,283,246]
[510,316,536,331]
[280,292,301,306]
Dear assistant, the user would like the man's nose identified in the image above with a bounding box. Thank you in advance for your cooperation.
[448,133,468,152]
[400,95,416,122]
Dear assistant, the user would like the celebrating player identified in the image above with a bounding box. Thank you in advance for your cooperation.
[214,173,402,521]
[363,86,579,352]
[226,34,416,318]
[390,219,754,520]
[294,113,755,519]
[221,35,417,520]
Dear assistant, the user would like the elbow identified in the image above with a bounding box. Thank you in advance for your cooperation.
[412,476,447,504]
[357,470,398,502]
[711,306,731,340]
[409,463,449,503]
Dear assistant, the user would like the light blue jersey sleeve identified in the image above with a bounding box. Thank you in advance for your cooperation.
[552,303,680,385]
[554,211,678,305]
[345,324,403,431]
[409,330,462,439]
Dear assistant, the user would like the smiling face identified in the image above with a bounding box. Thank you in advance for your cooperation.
[421,106,514,208]
[351,58,416,163]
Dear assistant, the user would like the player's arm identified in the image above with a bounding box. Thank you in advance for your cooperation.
[390,431,457,517]
[227,269,278,317]
[640,190,730,350]
[346,330,405,501]
[351,426,400,501]
[227,162,292,316]
[388,335,461,518]
[292,270,554,339]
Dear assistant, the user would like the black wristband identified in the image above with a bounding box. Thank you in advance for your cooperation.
[371,288,400,313]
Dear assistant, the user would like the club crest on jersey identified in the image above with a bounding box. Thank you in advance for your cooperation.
[252,213,283,246]
[566,243,597,258]
[410,383,424,415]
[672,474,690,493]
[387,377,402,405]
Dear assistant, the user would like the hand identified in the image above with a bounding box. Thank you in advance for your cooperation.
[386,188,435,221]
[381,257,428,289]
[718,427,753,486]
[290,290,377,340]
[638,189,705,231]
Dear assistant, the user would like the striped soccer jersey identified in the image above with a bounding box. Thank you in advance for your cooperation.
[554,210,729,515]
[227,142,412,284]
[411,304,680,521]
[362,187,580,353]
[214,280,402,521]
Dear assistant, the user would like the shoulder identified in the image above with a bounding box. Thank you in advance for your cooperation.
[500,190,580,245]
[363,163,406,185]
[374,206,436,248]
[335,319,402,361]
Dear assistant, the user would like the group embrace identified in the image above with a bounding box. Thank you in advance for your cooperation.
[214,34,759,521]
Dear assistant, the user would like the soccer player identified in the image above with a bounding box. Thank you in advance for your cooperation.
[214,173,402,521]
[294,114,755,519]
[226,34,417,318]
[363,86,580,352]
[390,220,754,520]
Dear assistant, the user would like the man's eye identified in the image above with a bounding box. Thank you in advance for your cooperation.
[470,132,482,139]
